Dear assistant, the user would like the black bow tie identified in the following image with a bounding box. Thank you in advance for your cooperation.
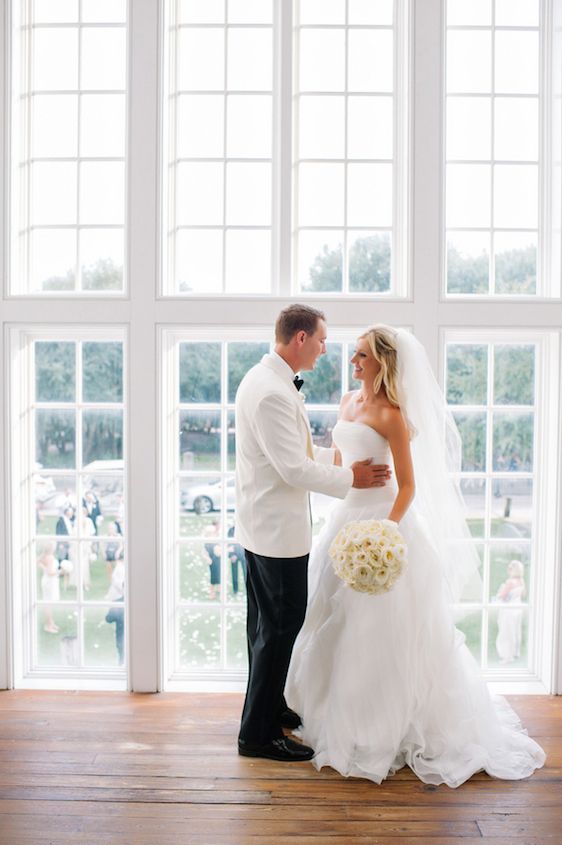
[293,376,304,392]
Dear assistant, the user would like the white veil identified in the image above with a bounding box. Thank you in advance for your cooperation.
[390,328,482,605]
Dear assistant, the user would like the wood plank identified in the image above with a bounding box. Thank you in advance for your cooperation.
[0,691,559,844]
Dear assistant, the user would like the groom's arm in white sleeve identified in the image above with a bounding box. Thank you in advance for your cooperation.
[313,444,337,465]
[253,393,353,499]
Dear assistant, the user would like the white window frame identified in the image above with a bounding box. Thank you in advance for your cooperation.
[7,324,128,690]
[1,0,561,695]
[160,0,412,299]
[6,0,130,298]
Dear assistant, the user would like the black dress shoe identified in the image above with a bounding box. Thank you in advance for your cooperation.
[238,736,314,761]
[280,707,302,730]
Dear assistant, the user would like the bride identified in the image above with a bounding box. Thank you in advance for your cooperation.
[286,325,545,787]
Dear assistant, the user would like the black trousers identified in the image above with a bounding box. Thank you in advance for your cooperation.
[239,549,309,744]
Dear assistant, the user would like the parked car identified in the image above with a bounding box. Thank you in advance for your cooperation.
[181,478,235,514]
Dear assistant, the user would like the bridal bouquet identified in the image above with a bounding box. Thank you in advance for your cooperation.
[329,519,407,596]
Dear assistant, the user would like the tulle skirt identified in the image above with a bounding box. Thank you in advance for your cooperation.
[286,497,546,787]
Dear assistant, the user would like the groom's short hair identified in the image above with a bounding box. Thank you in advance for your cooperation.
[275,304,325,344]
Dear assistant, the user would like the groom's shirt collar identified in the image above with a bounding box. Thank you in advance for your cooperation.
[262,350,299,387]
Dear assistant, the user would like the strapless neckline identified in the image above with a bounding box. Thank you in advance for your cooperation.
[336,419,387,441]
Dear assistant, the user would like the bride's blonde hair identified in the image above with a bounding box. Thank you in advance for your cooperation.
[359,324,401,407]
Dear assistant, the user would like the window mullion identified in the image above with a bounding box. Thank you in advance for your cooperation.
[273,0,293,295]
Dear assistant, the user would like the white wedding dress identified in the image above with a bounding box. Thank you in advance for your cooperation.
[286,419,545,787]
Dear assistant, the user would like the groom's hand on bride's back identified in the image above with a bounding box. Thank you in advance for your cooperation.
[351,459,391,488]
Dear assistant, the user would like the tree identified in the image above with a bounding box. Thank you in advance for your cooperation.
[301,235,390,292]
[42,258,122,292]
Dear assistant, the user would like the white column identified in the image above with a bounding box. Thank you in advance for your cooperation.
[127,0,161,691]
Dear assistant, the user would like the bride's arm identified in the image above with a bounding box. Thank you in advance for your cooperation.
[377,407,415,523]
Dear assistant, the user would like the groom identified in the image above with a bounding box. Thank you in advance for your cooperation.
[235,304,391,761]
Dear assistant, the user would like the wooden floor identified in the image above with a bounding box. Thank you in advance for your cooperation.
[0,692,560,845]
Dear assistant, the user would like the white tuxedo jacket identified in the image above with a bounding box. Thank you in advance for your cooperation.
[235,352,353,558]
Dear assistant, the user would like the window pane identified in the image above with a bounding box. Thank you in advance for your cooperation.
[180,478,225,533]
[347,164,393,227]
[80,230,124,292]
[32,162,77,225]
[494,345,535,405]
[447,32,491,93]
[179,411,221,471]
[177,94,224,158]
[299,164,345,227]
[491,479,533,539]
[227,95,272,158]
[179,0,224,23]
[492,413,533,472]
[494,166,538,229]
[348,30,393,93]
[298,0,345,25]
[226,163,271,226]
[298,96,346,159]
[305,349,342,404]
[80,162,125,225]
[227,29,272,91]
[82,1,127,22]
[494,99,538,162]
[446,165,491,228]
[80,94,126,157]
[299,30,346,92]
[460,478,486,538]
[178,29,225,90]
[36,410,76,470]
[447,0,491,26]
[176,163,224,226]
[452,412,487,471]
[348,0,393,25]
[495,32,539,95]
[84,606,125,667]
[494,233,537,295]
[224,230,271,293]
[83,342,123,403]
[36,342,76,403]
[180,343,221,403]
[495,0,539,27]
[31,230,77,292]
[81,28,126,90]
[178,609,221,670]
[447,97,491,161]
[34,0,78,23]
[32,29,79,90]
[82,410,123,466]
[35,475,77,536]
[176,230,224,293]
[228,342,270,402]
[180,541,221,602]
[446,344,488,405]
[36,606,79,668]
[32,95,78,157]
[348,232,391,293]
[347,96,393,160]
[226,609,247,668]
[297,231,343,292]
[446,232,490,294]
[454,609,482,663]
[488,606,528,668]
[228,0,273,24]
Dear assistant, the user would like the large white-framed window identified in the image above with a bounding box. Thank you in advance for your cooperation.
[444,0,560,297]
[8,0,128,295]
[8,325,127,689]
[161,0,410,297]
[1,0,561,697]
[444,328,560,688]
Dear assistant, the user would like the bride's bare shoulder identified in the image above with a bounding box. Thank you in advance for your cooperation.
[339,390,358,417]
